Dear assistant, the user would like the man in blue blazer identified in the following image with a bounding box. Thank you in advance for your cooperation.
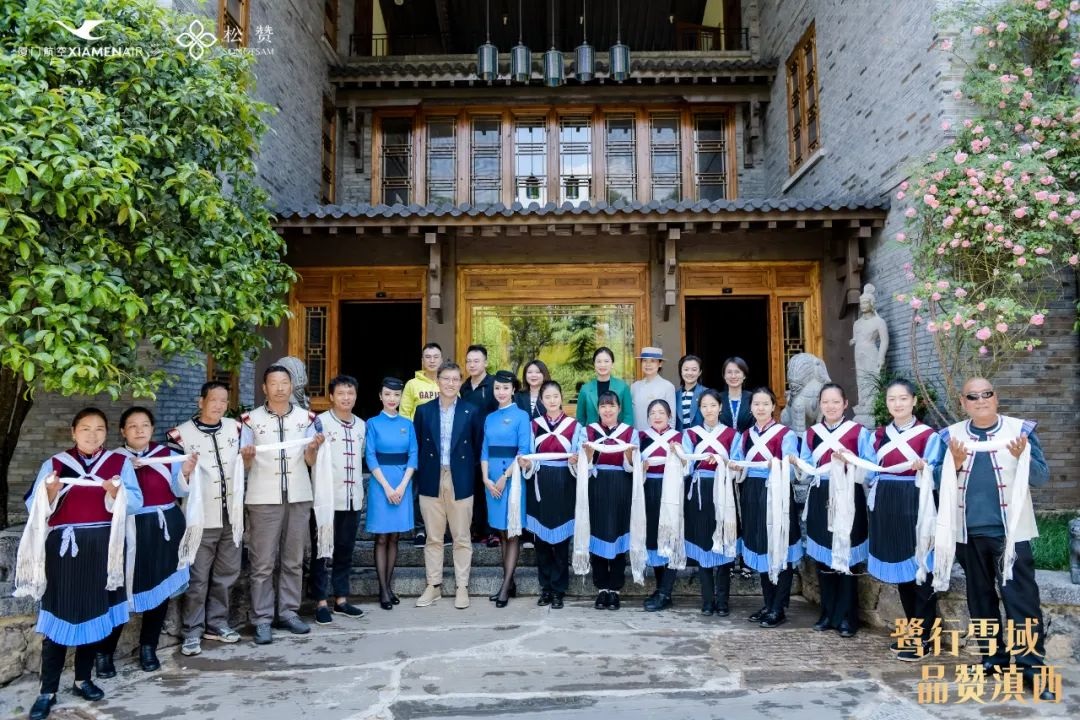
[413,361,485,609]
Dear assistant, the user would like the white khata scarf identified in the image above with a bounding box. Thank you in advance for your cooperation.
[640,428,687,571]
[729,424,790,584]
[572,428,642,579]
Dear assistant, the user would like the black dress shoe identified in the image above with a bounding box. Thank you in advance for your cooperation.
[701,600,715,616]
[748,606,769,623]
[1022,668,1056,701]
[390,592,400,605]
[594,591,609,609]
[837,621,857,638]
[537,591,554,606]
[379,598,394,610]
[813,615,834,632]
[608,592,620,610]
[72,679,105,702]
[551,592,564,610]
[139,644,161,672]
[488,591,500,602]
[29,693,55,720]
[715,603,730,617]
[759,611,787,628]
[643,593,672,612]
[495,597,509,608]
[93,653,116,679]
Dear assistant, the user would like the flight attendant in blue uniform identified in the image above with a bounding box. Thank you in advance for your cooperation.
[365,377,418,610]
[481,371,532,607]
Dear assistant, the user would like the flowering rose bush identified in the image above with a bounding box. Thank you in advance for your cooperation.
[897,0,1079,420]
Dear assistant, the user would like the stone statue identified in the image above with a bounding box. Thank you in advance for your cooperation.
[275,355,310,409]
[781,352,831,436]
[1070,517,1080,585]
[850,284,889,420]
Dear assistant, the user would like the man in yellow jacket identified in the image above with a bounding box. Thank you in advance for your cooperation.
[401,343,442,420]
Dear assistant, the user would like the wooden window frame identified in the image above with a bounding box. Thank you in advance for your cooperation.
[691,108,738,202]
[786,23,820,175]
[369,104,738,206]
[218,0,249,47]
[324,0,338,46]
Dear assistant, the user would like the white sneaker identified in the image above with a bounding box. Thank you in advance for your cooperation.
[204,625,241,643]
[181,637,202,656]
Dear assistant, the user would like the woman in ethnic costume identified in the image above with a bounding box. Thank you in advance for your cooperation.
[19,408,143,719]
[640,400,682,612]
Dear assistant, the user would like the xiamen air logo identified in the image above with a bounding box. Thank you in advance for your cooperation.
[176,20,217,60]
[55,19,106,41]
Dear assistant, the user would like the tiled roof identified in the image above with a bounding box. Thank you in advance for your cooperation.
[276,197,890,222]
[330,55,778,82]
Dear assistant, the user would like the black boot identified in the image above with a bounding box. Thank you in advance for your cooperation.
[643,592,672,612]
[29,694,56,720]
[93,653,116,679]
[139,644,161,672]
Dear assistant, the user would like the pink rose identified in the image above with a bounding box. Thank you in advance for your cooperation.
[996,22,1007,33]
[963,319,976,329]
[995,322,1008,333]
[895,232,906,242]
[896,294,907,302]
[1069,255,1079,266]
[1030,313,1045,326]
[954,151,969,164]
[979,345,988,356]
[1016,256,1028,266]
[1012,245,1025,255]
[931,292,942,301]
[954,288,967,298]
[905,207,917,218]
[927,322,939,333]
[896,190,906,200]
[977,302,987,312]
[975,327,992,341]
[910,298,923,310]
[1013,207,1027,218]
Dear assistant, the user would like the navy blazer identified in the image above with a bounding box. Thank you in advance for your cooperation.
[413,398,485,500]
[513,390,544,419]
[719,389,754,432]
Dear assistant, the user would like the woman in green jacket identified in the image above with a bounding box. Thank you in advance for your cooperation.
[575,347,634,427]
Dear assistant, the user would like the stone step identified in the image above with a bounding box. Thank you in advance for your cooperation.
[346,565,801,599]
[350,539,536,568]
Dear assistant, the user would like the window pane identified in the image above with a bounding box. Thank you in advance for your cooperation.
[605,115,636,204]
[381,117,412,205]
[304,306,328,398]
[470,116,502,205]
[782,301,807,364]
[649,115,681,202]
[514,117,547,205]
[559,116,592,206]
[694,114,727,202]
[426,117,456,205]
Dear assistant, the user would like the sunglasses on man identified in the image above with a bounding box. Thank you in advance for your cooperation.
[963,390,995,401]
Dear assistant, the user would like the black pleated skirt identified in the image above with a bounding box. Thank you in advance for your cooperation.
[805,480,869,553]
[588,468,633,548]
[131,504,188,612]
[739,474,802,558]
[868,480,919,565]
[525,465,576,544]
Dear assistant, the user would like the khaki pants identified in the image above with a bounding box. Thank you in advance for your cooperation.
[419,467,474,587]
[246,501,312,625]
[181,517,242,638]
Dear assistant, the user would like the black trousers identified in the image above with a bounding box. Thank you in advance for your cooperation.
[536,538,570,593]
[40,639,96,693]
[817,561,860,627]
[470,468,489,536]
[897,577,938,641]
[99,597,170,656]
[760,568,794,615]
[699,562,733,607]
[957,537,1046,668]
[308,509,361,601]
[591,552,627,591]
[655,566,678,595]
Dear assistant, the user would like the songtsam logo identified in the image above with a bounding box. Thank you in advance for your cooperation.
[55,19,106,41]
[176,20,217,60]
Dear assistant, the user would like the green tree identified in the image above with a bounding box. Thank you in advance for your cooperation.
[0,0,295,527]
[896,0,1079,423]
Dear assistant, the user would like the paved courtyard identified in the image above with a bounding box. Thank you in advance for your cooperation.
[1,595,1076,719]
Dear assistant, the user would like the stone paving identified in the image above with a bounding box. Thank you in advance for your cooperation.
[0,595,1076,719]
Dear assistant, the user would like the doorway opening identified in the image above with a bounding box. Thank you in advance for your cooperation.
[684,297,770,391]
[339,301,423,419]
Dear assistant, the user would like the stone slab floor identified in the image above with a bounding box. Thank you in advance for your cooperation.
[1,595,1076,719]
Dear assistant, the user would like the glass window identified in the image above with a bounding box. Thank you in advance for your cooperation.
[693,114,728,201]
[470,116,502,205]
[782,300,806,364]
[650,115,681,202]
[380,117,412,205]
[558,116,592,206]
[514,118,547,205]
[787,24,819,173]
[604,115,636,204]
[471,303,636,405]
[426,117,456,205]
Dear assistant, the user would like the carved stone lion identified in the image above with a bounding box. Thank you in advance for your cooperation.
[274,356,310,409]
[781,353,831,436]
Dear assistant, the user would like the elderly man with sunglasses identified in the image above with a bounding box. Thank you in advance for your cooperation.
[934,377,1054,701]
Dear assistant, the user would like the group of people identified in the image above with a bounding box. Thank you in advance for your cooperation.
[14,343,1057,718]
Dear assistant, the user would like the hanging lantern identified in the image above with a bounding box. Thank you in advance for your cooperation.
[525,175,541,200]
[543,0,563,87]
[477,42,498,81]
[477,0,498,81]
[544,47,564,87]
[575,0,594,82]
[609,0,630,83]
[510,0,530,82]
[565,175,580,201]
[609,42,630,82]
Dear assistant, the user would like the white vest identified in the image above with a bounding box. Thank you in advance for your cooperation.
[168,418,242,530]
[946,415,1037,542]
[243,405,316,505]
[318,410,367,511]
